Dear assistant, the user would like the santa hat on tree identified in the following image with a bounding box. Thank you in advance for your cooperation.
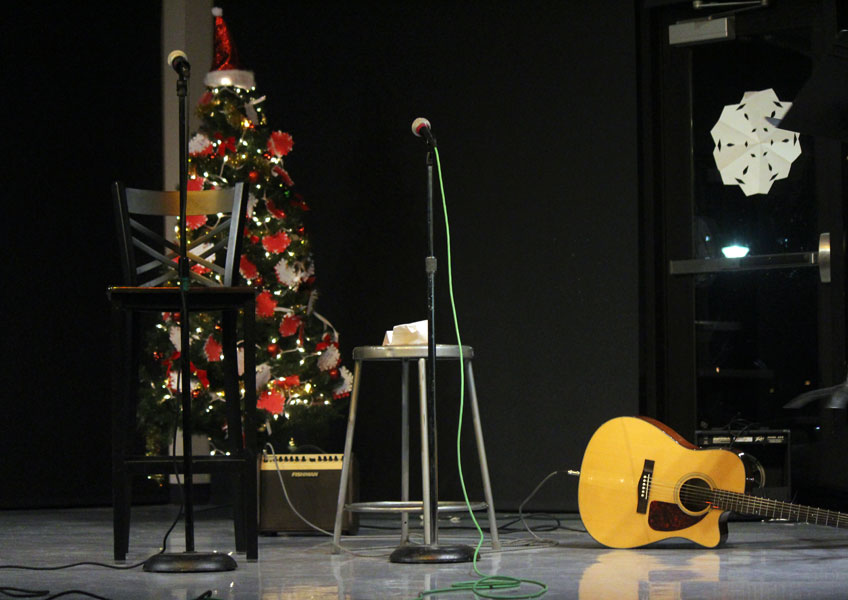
[204,7,256,90]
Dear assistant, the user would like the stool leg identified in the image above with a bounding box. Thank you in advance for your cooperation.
[417,358,432,546]
[333,360,362,553]
[400,360,410,544]
[466,362,501,550]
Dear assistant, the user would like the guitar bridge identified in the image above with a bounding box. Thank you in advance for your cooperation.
[637,459,655,514]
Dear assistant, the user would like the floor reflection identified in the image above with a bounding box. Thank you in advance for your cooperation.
[579,549,720,600]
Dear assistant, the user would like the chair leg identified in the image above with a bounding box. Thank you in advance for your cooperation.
[241,301,259,561]
[332,360,362,553]
[112,307,136,561]
[466,361,501,550]
[222,309,246,554]
[113,470,132,561]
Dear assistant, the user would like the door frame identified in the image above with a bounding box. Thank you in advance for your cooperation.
[637,0,846,439]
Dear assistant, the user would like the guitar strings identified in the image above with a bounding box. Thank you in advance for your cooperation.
[638,479,848,527]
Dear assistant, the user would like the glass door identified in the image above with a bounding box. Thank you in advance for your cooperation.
[685,32,826,432]
[640,0,845,441]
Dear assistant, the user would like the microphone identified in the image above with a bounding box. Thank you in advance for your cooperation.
[411,117,437,147]
[167,50,191,77]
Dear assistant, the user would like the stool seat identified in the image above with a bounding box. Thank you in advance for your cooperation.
[332,344,499,554]
[353,344,474,360]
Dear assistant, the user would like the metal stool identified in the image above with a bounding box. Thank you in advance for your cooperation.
[332,344,500,553]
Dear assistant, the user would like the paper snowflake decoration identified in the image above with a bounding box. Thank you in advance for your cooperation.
[710,88,801,196]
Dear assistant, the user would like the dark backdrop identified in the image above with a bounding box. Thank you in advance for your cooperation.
[2,2,162,508]
[2,1,639,512]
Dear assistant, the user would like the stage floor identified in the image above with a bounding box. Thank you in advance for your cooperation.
[1,505,847,599]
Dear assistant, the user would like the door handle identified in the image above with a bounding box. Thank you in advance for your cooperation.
[818,232,831,283]
[669,231,831,283]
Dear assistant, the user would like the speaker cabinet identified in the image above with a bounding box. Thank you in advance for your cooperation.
[695,429,791,502]
[259,453,358,534]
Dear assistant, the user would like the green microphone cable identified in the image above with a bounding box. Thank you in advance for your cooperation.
[412,146,548,600]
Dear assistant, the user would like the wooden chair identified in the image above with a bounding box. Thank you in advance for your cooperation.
[107,181,258,561]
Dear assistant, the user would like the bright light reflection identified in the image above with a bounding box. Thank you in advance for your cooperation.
[721,245,750,258]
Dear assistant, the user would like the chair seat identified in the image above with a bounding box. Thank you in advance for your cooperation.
[109,284,258,561]
[122,455,249,475]
[108,286,255,311]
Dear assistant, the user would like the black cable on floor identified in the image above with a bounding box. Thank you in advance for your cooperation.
[0,560,146,571]
[0,588,217,600]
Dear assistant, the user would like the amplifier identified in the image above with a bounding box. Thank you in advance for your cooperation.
[695,429,791,502]
[259,453,358,534]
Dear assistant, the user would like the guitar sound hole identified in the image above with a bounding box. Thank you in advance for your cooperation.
[678,478,711,513]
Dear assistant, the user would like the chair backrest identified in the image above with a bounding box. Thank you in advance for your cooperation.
[112,181,248,287]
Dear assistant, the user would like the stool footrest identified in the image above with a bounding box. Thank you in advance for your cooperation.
[345,500,487,513]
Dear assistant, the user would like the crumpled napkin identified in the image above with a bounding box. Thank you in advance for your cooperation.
[382,320,428,345]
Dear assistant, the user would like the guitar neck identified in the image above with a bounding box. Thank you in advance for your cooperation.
[712,489,848,529]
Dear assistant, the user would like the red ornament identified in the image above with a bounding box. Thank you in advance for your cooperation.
[204,335,223,362]
[214,133,237,156]
[256,291,277,318]
[278,375,300,388]
[258,391,286,415]
[262,231,291,254]
[186,215,207,230]
[248,170,260,183]
[239,255,258,280]
[267,131,294,157]
[279,314,301,337]
[315,333,333,352]
[267,343,279,355]
[191,263,211,276]
[329,368,339,379]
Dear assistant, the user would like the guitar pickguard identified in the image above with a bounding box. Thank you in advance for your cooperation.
[648,500,707,532]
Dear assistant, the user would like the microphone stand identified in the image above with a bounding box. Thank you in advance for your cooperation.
[389,139,473,564]
[143,55,236,573]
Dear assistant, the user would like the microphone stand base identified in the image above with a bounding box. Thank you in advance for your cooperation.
[142,551,238,573]
[389,543,475,564]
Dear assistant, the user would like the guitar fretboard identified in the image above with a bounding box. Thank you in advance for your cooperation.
[711,489,848,528]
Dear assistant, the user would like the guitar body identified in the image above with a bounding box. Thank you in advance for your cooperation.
[578,416,746,548]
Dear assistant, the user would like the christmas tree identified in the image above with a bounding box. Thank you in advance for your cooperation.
[137,8,351,456]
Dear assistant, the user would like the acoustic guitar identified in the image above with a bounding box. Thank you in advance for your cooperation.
[577,416,848,548]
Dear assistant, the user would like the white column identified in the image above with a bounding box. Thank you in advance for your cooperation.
[161,0,213,191]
